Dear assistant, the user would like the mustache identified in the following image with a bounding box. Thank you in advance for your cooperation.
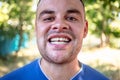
[46,30,75,39]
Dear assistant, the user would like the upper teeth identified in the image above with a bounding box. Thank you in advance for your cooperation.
[51,38,69,42]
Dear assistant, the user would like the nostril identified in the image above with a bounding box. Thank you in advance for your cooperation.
[52,27,58,30]
[52,26,69,31]
[51,23,70,31]
[63,27,68,30]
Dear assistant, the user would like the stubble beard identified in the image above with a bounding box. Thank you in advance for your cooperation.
[39,40,82,65]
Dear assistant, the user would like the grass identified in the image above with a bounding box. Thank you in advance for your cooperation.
[0,46,120,80]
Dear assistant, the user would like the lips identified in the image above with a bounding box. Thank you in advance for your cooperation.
[49,37,71,44]
[48,34,72,45]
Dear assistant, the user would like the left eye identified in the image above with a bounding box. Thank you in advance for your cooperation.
[66,17,77,22]
[43,17,55,22]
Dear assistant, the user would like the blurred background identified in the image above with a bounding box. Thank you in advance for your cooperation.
[0,0,120,80]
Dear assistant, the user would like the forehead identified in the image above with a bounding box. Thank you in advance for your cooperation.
[37,0,84,14]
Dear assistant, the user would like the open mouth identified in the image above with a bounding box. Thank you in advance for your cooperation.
[49,37,71,44]
[48,35,72,45]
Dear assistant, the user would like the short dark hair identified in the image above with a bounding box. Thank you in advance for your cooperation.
[37,0,84,7]
[79,0,84,7]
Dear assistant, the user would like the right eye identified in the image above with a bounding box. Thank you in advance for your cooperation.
[43,17,55,22]
[66,16,78,22]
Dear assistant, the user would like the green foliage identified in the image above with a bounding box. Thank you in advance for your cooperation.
[0,0,35,39]
[85,0,120,46]
[0,0,36,54]
[0,23,18,40]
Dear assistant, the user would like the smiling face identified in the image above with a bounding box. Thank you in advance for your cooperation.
[36,0,88,64]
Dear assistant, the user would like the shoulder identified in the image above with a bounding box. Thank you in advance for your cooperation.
[81,63,110,80]
[1,59,40,80]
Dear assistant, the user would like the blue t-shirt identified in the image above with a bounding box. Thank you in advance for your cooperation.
[1,59,109,80]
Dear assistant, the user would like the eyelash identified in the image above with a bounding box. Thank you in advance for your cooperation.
[42,16,78,22]
[43,17,55,22]
[66,16,78,21]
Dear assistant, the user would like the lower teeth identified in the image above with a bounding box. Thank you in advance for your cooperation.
[51,42,67,44]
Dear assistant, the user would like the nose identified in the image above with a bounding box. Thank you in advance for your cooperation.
[51,20,70,31]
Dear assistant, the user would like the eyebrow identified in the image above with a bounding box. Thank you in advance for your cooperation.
[38,10,54,19]
[67,9,81,14]
[38,9,82,19]
[66,9,83,19]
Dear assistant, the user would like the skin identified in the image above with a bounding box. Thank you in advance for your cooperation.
[35,0,88,79]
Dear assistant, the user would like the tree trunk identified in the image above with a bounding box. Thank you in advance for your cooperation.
[100,32,106,47]
[16,24,23,54]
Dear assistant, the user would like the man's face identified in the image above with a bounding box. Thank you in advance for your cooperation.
[36,0,88,64]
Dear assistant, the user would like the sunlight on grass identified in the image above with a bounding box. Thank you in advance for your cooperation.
[0,46,120,80]
[78,47,120,80]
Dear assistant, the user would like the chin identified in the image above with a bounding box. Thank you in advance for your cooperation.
[46,53,76,64]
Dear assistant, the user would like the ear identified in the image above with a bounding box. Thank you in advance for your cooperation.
[83,20,88,38]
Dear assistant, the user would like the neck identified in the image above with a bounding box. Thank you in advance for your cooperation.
[40,58,81,80]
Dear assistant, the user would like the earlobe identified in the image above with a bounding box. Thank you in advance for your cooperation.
[83,20,88,38]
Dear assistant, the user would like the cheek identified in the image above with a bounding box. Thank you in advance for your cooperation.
[36,26,45,48]
[36,23,49,47]
[73,28,84,39]
[36,23,51,37]
[36,25,45,39]
[36,24,44,33]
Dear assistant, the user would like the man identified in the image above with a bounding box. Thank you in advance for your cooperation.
[1,0,109,80]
